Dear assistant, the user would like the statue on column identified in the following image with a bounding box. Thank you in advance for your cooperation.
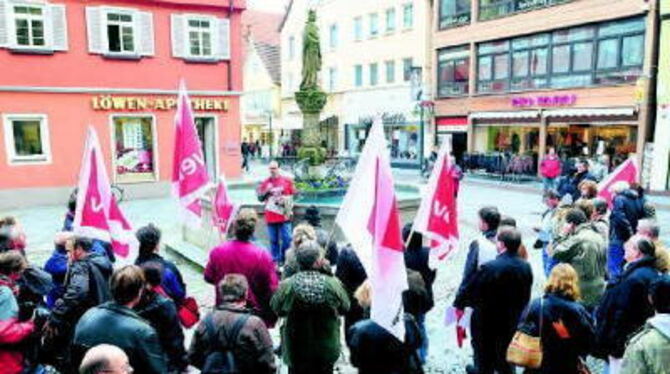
[300,10,321,91]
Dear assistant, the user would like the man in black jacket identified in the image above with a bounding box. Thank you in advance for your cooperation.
[43,236,112,372]
[460,227,533,374]
[596,235,660,370]
[73,265,167,374]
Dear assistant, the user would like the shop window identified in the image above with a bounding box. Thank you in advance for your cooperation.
[3,114,51,165]
[170,13,229,61]
[195,116,217,181]
[369,63,379,86]
[86,7,154,57]
[479,0,570,21]
[369,13,379,38]
[439,0,471,29]
[438,46,470,97]
[1,1,68,52]
[403,58,413,81]
[353,17,363,41]
[403,3,414,29]
[385,8,396,33]
[354,65,363,87]
[385,60,396,83]
[113,116,157,183]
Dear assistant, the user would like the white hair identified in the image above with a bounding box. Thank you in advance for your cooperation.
[610,181,630,195]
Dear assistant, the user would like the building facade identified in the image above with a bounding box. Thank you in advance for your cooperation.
[650,0,670,191]
[241,10,282,155]
[0,0,244,209]
[433,0,657,176]
[280,0,431,166]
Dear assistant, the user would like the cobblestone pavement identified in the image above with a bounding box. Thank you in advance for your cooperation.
[4,163,670,372]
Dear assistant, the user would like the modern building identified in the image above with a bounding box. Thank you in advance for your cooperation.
[240,10,282,154]
[0,0,244,208]
[280,0,431,167]
[650,0,670,191]
[433,0,658,176]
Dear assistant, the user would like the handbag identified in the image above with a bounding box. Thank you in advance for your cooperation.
[506,298,543,369]
[178,296,201,328]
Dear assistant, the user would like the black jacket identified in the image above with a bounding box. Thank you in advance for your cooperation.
[519,294,595,374]
[404,246,436,312]
[49,252,112,330]
[610,189,645,244]
[347,314,424,374]
[136,252,187,303]
[73,302,167,374]
[135,290,188,372]
[453,230,497,309]
[335,245,368,335]
[463,251,533,339]
[595,256,660,358]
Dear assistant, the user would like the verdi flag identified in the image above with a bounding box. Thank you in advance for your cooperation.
[212,174,238,235]
[172,80,210,226]
[412,139,459,266]
[597,157,639,205]
[336,117,408,341]
[73,127,137,259]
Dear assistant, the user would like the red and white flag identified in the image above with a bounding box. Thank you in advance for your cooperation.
[73,127,137,260]
[172,80,210,226]
[412,139,459,266]
[212,175,238,235]
[336,117,408,341]
[598,157,639,204]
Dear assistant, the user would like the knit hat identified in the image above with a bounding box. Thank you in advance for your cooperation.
[304,205,321,227]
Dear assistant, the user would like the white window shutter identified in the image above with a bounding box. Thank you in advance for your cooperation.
[137,11,154,56]
[171,14,185,58]
[49,4,68,51]
[86,6,104,53]
[215,17,230,60]
[0,0,8,47]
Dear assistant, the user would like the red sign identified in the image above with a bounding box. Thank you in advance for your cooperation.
[511,94,577,108]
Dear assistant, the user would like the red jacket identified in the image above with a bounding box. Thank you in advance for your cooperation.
[0,282,35,374]
[257,176,296,223]
[540,156,562,178]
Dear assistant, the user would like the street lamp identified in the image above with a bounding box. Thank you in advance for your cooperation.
[410,66,425,171]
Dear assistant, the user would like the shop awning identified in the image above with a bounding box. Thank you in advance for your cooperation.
[437,116,468,132]
[469,110,540,120]
[545,107,637,118]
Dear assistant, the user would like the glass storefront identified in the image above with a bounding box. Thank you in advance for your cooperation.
[113,116,156,183]
[347,123,420,163]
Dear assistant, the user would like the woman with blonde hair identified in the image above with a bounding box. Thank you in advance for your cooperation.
[515,264,595,374]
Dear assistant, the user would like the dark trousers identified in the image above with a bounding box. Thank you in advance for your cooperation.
[289,362,334,374]
[471,312,514,374]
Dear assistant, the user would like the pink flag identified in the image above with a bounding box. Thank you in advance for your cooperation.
[412,140,459,265]
[337,118,408,341]
[172,80,210,226]
[212,175,238,235]
[74,127,137,259]
[597,158,639,204]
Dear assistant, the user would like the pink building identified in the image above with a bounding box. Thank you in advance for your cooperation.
[0,0,245,209]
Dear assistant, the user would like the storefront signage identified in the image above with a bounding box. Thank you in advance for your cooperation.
[511,94,577,108]
[91,95,229,111]
[358,112,408,126]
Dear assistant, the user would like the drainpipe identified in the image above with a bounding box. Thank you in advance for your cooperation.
[228,0,234,92]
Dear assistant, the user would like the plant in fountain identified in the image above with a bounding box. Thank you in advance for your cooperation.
[295,9,327,167]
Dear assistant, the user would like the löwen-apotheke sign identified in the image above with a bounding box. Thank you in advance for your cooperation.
[511,94,577,108]
[91,95,229,111]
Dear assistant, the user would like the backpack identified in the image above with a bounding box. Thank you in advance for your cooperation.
[201,312,250,374]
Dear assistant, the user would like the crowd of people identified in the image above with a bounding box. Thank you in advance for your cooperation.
[0,158,669,374]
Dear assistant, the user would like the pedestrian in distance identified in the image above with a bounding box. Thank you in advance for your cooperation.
[459,227,533,374]
[550,208,606,310]
[204,208,279,327]
[595,235,661,374]
[78,344,132,374]
[271,240,350,374]
[347,280,424,374]
[539,147,562,191]
[188,273,276,374]
[72,265,167,374]
[43,236,113,373]
[608,181,646,278]
[257,160,297,265]
[534,189,561,276]
[621,275,670,374]
[516,263,595,374]
[135,262,188,373]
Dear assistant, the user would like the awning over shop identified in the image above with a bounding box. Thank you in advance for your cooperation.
[469,110,540,120]
[436,116,468,132]
[544,107,637,118]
